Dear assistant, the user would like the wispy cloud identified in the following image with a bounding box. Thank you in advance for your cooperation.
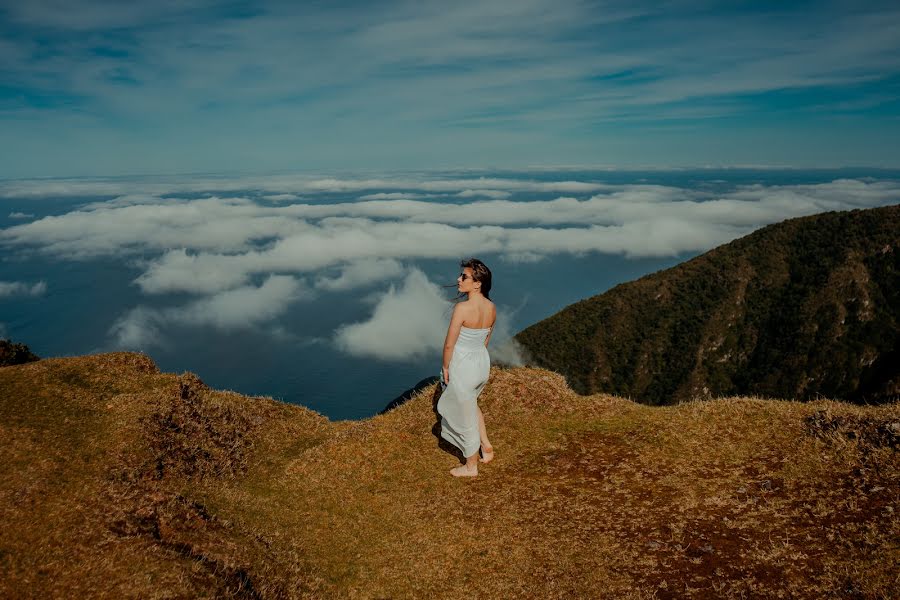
[0,280,47,297]
[333,268,524,363]
[1,1,898,175]
[314,258,405,292]
[109,275,309,349]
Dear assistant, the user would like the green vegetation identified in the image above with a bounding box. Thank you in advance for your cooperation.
[0,338,39,367]
[515,205,900,405]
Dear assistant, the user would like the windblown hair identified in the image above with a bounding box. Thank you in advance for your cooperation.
[460,257,492,300]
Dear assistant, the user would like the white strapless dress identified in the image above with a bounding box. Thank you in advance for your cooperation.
[437,325,491,457]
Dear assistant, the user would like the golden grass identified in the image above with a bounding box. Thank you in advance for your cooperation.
[1,353,897,599]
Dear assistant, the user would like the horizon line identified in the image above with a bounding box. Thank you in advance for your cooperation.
[3,163,900,182]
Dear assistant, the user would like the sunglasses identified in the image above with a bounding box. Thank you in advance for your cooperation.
[458,272,472,281]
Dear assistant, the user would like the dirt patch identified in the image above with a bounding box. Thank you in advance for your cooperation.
[142,373,257,481]
[523,423,899,598]
[104,479,263,599]
[100,372,326,598]
[94,351,160,375]
[805,409,900,450]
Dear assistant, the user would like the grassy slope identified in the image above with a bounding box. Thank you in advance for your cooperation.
[1,353,898,599]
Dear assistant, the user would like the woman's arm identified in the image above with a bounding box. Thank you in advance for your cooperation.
[442,304,466,381]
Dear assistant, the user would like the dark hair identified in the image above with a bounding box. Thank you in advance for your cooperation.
[460,257,492,300]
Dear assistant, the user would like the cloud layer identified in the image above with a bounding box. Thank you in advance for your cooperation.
[334,269,449,361]
[109,275,308,349]
[3,172,898,359]
[3,177,898,277]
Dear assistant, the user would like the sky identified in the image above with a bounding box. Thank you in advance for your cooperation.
[1,0,900,178]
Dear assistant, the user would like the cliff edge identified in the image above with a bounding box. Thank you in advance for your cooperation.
[1,352,897,598]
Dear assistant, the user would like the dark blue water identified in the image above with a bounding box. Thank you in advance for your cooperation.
[0,248,684,418]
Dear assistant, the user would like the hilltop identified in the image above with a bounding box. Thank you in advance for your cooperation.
[515,204,900,405]
[1,352,897,598]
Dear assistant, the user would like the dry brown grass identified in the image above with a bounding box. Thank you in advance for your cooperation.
[1,353,897,599]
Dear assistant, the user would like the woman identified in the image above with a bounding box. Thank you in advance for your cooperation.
[437,258,496,477]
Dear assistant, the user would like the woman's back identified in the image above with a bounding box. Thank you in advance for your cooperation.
[461,298,496,330]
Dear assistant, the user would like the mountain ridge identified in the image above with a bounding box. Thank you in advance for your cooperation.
[514,204,900,405]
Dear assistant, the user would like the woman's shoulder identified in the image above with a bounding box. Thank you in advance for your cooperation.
[462,297,495,310]
[481,299,497,324]
[457,297,494,308]
[455,299,495,324]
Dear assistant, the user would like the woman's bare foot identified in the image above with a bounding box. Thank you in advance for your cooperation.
[450,464,478,477]
[479,445,494,463]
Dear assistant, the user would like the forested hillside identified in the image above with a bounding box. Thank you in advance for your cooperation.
[515,205,900,405]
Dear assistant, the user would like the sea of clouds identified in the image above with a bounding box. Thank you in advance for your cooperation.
[2,173,899,363]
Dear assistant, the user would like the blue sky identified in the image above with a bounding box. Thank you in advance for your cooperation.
[1,0,899,177]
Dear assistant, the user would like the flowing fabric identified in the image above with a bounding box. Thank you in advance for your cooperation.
[437,325,491,457]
